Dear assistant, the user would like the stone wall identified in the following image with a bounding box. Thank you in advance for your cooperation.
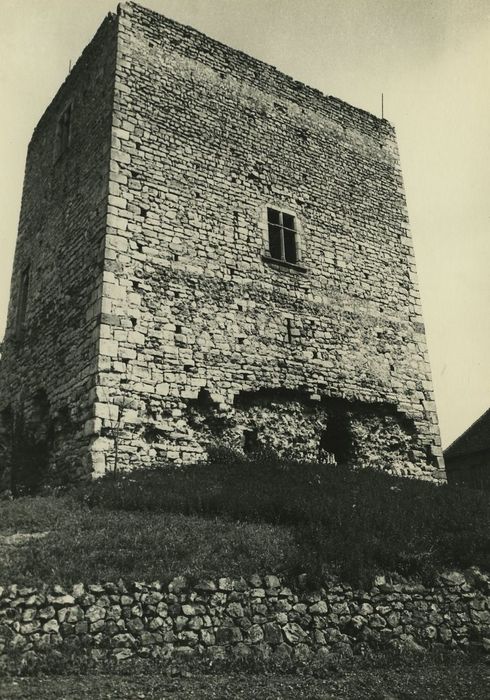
[0,0,444,486]
[89,1,443,479]
[0,15,118,490]
[1,570,489,669]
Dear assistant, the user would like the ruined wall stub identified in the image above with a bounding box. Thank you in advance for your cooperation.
[0,1,445,488]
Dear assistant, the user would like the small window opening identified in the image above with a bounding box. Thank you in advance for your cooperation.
[175,325,182,334]
[286,318,293,343]
[243,428,259,454]
[267,208,297,264]
[16,266,30,339]
[54,103,72,160]
[132,280,140,290]
[319,413,351,465]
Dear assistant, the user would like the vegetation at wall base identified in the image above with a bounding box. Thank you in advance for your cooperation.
[79,450,490,586]
[1,452,489,587]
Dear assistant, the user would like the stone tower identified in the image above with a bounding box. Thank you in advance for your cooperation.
[0,2,444,490]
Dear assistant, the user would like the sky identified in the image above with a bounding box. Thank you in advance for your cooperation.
[0,0,489,448]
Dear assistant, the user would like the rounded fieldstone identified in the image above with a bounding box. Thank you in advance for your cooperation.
[263,622,282,644]
[283,622,307,644]
[248,624,264,643]
[43,619,59,634]
[309,601,328,614]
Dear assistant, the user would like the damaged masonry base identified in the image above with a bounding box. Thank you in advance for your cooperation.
[88,389,440,481]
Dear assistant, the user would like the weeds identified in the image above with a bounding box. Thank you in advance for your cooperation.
[79,451,490,585]
[1,453,489,586]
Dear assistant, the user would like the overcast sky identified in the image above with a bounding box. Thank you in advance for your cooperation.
[0,0,489,448]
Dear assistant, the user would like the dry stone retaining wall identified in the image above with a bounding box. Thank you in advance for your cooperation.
[1,570,489,669]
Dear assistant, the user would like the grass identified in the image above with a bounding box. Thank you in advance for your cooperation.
[1,450,489,587]
[80,449,490,585]
[0,495,295,587]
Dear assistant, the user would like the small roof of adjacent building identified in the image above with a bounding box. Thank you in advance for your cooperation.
[444,408,490,459]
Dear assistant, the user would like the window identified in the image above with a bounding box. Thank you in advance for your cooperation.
[16,266,30,338]
[267,208,298,264]
[54,103,72,160]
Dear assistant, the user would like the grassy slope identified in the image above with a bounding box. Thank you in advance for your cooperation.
[0,495,295,587]
[82,453,490,584]
[1,453,489,586]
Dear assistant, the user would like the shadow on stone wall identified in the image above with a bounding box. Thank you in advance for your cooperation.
[6,390,53,495]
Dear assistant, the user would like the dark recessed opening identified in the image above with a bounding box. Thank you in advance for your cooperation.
[243,428,259,454]
[319,413,351,465]
[16,265,30,340]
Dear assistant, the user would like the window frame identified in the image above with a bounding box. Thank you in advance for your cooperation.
[260,204,307,273]
[267,208,298,264]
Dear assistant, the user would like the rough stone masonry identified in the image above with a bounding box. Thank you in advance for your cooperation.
[0,1,444,489]
[1,571,489,668]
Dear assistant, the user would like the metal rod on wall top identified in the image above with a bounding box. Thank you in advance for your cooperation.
[381,93,384,119]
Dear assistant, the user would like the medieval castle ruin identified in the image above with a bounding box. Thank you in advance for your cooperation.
[0,2,444,490]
